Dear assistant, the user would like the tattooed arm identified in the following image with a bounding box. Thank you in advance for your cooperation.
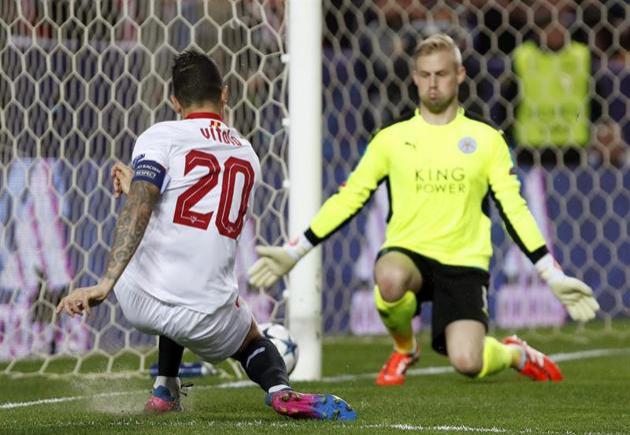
[56,180,160,317]
[102,180,159,285]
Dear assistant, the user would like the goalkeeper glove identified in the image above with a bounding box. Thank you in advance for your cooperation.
[248,233,313,288]
[535,253,600,322]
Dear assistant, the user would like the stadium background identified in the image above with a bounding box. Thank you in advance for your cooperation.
[0,0,628,371]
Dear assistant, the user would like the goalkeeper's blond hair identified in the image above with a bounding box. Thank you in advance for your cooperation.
[413,33,462,67]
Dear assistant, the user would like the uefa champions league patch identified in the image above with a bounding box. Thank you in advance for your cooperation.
[132,153,146,168]
[458,136,477,154]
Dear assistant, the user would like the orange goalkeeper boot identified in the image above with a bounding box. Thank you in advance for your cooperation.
[503,335,563,382]
[375,349,419,386]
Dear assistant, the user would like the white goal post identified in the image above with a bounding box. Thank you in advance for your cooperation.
[287,0,322,380]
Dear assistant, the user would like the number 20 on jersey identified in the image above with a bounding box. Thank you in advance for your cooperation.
[173,150,255,240]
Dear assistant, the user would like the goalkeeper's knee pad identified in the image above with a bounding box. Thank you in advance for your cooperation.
[373,286,417,335]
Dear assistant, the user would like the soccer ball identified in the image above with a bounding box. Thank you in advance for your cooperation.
[258,322,299,375]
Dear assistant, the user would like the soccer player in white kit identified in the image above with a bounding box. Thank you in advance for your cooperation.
[56,50,356,421]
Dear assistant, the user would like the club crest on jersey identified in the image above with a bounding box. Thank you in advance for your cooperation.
[458,137,477,154]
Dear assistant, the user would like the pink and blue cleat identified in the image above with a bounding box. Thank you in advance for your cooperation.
[266,390,357,421]
[144,385,183,414]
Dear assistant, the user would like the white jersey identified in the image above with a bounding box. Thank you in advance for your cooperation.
[120,112,261,314]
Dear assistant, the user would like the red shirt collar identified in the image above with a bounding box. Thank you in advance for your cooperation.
[185,112,223,121]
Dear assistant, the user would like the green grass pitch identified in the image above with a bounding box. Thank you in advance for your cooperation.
[1,327,629,434]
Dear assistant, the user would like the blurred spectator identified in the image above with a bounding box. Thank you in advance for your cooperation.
[512,10,591,165]
[592,22,630,153]
[589,120,628,168]
[356,0,471,132]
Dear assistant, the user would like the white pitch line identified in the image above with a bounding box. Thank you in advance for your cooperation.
[547,348,630,362]
[1,347,628,410]
[364,423,507,432]
[0,391,137,410]
[214,365,456,389]
[224,421,510,432]
[0,418,509,432]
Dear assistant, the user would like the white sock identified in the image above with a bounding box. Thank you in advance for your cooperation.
[268,384,291,394]
[154,376,181,397]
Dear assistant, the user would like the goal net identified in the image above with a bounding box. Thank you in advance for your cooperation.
[0,0,289,375]
[1,0,628,376]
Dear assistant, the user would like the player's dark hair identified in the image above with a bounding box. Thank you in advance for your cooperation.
[171,49,223,107]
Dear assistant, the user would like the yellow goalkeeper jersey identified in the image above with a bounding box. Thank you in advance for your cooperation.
[304,108,547,270]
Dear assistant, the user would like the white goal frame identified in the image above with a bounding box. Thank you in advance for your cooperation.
[287,0,322,381]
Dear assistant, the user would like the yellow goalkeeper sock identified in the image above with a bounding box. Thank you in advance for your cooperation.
[476,336,513,379]
[374,286,417,354]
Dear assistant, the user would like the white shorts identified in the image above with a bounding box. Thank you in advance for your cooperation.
[114,276,252,363]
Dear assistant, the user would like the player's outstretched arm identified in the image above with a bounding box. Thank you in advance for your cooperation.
[248,234,313,288]
[111,161,133,198]
[249,136,391,289]
[487,133,599,322]
[535,253,600,322]
[56,180,160,317]
[249,130,389,289]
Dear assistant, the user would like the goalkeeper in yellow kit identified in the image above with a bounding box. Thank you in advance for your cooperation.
[249,34,599,385]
